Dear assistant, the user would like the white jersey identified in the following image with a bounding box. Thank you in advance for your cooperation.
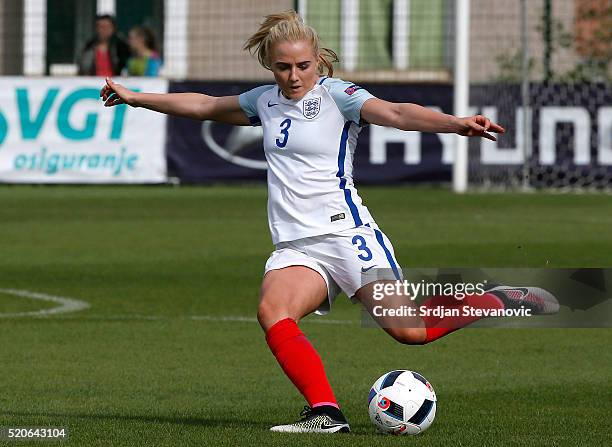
[239,77,375,244]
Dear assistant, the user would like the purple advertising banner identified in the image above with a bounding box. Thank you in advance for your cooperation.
[166,81,612,185]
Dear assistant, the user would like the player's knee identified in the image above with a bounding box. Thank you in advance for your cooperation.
[257,299,290,331]
[390,327,427,345]
[257,300,273,327]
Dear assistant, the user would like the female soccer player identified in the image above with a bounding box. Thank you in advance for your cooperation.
[100,10,557,434]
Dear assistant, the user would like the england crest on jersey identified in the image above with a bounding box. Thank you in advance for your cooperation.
[303,97,321,119]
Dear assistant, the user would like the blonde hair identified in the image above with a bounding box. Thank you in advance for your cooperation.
[243,10,339,77]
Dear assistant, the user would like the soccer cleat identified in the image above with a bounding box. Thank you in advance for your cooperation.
[486,285,560,315]
[270,405,351,434]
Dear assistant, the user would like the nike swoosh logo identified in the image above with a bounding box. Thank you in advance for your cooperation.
[361,266,377,273]
[489,287,530,301]
[319,422,346,430]
[267,100,279,107]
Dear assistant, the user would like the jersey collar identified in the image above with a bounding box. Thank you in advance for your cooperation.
[276,82,323,105]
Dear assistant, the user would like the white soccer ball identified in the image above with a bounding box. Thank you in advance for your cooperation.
[368,370,437,435]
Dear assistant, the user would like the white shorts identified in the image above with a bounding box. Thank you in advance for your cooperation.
[264,223,402,315]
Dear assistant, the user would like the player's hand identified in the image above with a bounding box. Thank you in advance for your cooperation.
[455,115,505,141]
[100,78,137,107]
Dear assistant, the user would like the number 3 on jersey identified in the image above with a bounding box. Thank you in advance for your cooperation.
[352,235,373,261]
[276,119,292,148]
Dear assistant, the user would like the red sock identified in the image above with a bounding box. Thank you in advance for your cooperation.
[420,293,505,343]
[265,318,338,408]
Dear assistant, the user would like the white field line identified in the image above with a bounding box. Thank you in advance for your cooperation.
[49,314,355,325]
[0,289,353,325]
[0,288,91,317]
[190,315,354,325]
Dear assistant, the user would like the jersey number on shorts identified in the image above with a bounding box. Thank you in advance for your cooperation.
[352,235,373,261]
[276,119,292,148]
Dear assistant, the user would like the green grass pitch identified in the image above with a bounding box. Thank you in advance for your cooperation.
[0,185,610,446]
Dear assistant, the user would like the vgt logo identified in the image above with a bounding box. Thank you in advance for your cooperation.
[378,397,391,410]
[0,86,130,147]
[0,80,172,181]
[0,111,7,146]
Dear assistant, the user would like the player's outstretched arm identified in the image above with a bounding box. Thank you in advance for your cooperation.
[361,98,505,142]
[99,77,251,126]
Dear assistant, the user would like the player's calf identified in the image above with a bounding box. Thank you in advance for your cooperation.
[384,327,428,345]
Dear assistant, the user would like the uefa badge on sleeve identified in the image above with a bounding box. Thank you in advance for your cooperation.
[303,97,321,119]
[344,85,362,95]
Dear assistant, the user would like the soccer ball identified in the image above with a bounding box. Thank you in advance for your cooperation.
[368,370,437,435]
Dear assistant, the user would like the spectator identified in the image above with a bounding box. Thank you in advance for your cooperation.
[126,26,162,76]
[77,14,130,76]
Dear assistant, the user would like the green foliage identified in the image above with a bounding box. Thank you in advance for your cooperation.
[495,50,535,83]
[496,5,612,83]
